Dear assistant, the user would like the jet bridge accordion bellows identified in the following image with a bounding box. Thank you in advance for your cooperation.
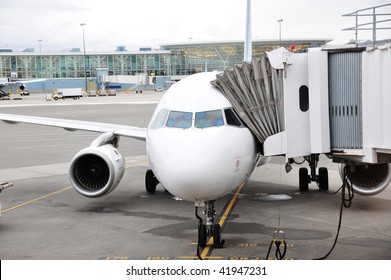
[211,56,284,144]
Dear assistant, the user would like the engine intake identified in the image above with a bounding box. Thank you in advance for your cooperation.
[69,144,125,198]
[339,163,391,196]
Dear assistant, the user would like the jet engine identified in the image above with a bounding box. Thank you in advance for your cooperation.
[339,163,391,196]
[69,133,125,198]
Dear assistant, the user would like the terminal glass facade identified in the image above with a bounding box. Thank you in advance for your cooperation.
[0,39,329,79]
[0,52,171,79]
[161,39,329,75]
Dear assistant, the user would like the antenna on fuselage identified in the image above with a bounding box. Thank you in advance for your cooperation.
[244,0,252,62]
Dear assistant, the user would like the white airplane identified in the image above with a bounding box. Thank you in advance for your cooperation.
[2,1,389,253]
[0,77,42,97]
[0,0,260,247]
[0,71,262,247]
[1,65,391,251]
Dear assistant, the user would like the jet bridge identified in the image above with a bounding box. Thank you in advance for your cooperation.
[211,55,285,145]
[212,44,391,195]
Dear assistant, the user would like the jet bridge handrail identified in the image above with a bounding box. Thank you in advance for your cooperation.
[211,55,284,145]
[342,3,391,46]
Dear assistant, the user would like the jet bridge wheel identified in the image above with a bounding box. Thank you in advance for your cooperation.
[145,169,158,194]
[317,167,329,191]
[299,167,309,192]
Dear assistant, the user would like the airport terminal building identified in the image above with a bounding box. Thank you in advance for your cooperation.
[0,39,330,91]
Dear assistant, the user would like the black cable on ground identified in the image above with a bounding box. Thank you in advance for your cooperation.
[265,228,287,260]
[314,165,354,260]
[266,239,287,260]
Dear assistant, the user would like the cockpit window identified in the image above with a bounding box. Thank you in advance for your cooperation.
[166,111,193,129]
[225,108,243,127]
[195,110,224,128]
[150,109,169,129]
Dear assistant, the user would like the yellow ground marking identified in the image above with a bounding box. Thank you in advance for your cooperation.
[199,182,246,259]
[178,255,224,259]
[1,159,148,215]
[1,186,73,214]
[218,182,246,227]
[126,160,149,169]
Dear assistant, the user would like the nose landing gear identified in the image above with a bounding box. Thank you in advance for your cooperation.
[195,200,225,259]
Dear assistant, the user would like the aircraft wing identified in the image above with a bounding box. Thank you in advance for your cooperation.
[0,82,15,87]
[0,113,147,140]
[1,79,47,86]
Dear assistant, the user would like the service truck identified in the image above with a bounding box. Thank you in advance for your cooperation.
[47,88,83,101]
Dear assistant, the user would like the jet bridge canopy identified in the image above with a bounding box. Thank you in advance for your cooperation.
[211,56,284,145]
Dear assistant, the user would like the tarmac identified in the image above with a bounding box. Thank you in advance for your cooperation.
[0,92,391,260]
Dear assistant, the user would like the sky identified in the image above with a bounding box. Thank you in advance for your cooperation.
[0,0,390,52]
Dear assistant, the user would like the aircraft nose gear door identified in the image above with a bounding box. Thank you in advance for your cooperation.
[145,169,159,193]
[195,200,225,259]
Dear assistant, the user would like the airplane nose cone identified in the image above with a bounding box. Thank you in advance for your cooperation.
[148,127,257,202]
[149,132,235,201]
[160,148,228,201]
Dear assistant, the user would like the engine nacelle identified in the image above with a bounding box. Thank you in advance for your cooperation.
[69,144,125,198]
[339,163,391,196]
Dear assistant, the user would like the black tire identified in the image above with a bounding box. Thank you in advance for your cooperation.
[198,224,207,248]
[213,224,224,248]
[299,167,309,192]
[145,169,157,194]
[317,167,329,191]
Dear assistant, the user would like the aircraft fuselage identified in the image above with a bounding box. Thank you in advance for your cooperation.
[147,72,259,202]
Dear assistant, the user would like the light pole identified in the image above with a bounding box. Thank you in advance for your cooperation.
[80,23,88,93]
[244,0,252,62]
[278,19,283,47]
[38,40,42,52]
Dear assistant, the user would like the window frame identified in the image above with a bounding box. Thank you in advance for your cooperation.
[194,109,225,129]
[224,108,244,127]
[150,108,170,129]
[165,110,193,129]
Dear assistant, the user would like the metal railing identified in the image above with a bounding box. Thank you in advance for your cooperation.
[342,3,391,46]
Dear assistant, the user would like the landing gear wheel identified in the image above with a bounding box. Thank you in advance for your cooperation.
[317,167,329,191]
[299,167,309,192]
[213,224,225,248]
[145,169,158,194]
[198,224,207,248]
